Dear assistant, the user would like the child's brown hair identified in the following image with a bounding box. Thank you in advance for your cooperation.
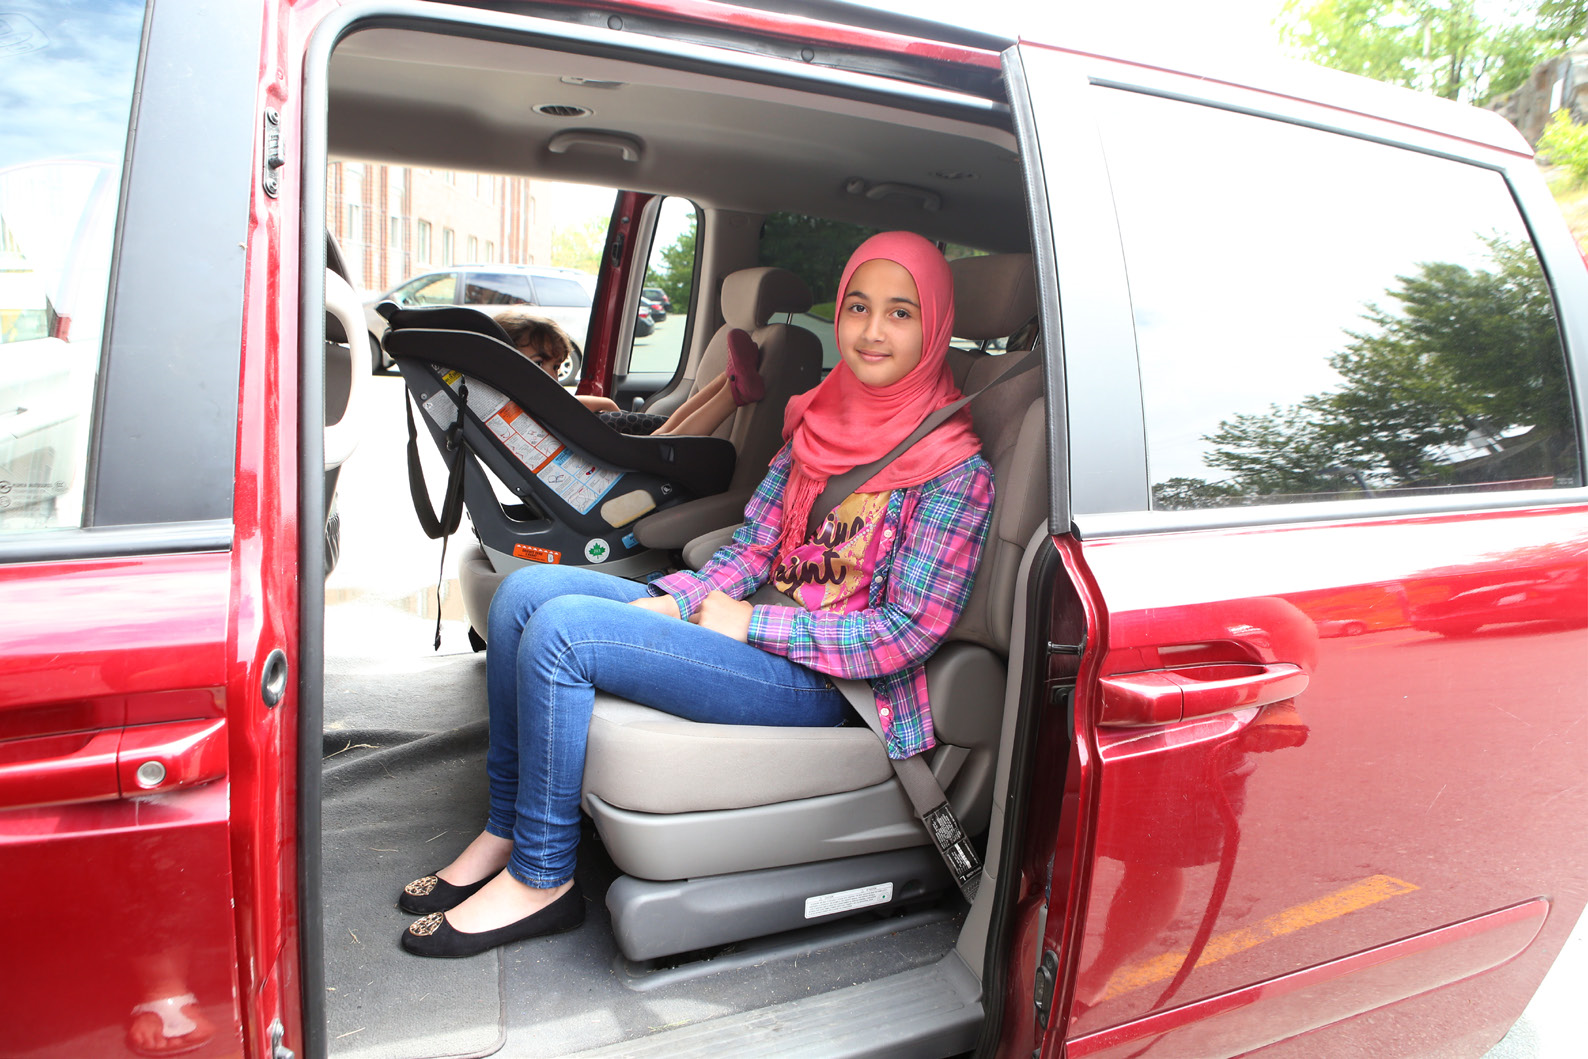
[497,310,575,374]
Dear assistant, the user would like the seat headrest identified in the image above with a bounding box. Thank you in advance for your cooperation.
[951,253,1037,341]
[721,267,813,331]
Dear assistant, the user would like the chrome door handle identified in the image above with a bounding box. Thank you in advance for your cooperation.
[1099,663,1308,726]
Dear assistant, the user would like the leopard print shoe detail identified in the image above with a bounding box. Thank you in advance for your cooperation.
[407,913,444,937]
[397,871,491,915]
[404,875,439,897]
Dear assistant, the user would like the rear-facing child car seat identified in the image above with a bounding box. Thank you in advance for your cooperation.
[578,252,1045,961]
[384,303,737,582]
[452,266,822,639]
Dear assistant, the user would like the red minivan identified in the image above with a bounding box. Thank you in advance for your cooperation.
[3,2,1585,1057]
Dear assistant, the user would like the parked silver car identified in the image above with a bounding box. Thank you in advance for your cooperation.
[363,263,595,381]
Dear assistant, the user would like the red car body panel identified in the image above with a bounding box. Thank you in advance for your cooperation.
[1047,506,1588,1056]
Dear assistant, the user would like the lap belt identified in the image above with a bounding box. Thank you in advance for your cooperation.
[838,676,982,904]
[748,587,983,902]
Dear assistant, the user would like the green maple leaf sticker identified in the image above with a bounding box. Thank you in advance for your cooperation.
[589,542,607,558]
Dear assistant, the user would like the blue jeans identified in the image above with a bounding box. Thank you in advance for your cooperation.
[483,564,846,887]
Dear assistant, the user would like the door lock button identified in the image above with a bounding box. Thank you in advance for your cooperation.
[135,761,167,789]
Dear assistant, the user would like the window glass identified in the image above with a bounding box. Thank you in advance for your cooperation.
[462,272,531,305]
[631,196,699,374]
[0,1,146,532]
[404,274,456,306]
[1094,89,1582,510]
[758,212,880,370]
[534,274,593,308]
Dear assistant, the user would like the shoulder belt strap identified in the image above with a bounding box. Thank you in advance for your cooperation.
[806,344,1042,535]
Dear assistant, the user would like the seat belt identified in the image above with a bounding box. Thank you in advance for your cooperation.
[794,343,1044,900]
[839,676,984,903]
[806,343,1042,535]
[405,381,471,650]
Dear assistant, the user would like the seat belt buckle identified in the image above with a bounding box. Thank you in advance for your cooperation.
[922,800,982,902]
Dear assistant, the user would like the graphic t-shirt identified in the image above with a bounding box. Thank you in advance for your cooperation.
[772,490,890,612]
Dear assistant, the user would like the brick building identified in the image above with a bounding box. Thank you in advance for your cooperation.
[326,161,556,294]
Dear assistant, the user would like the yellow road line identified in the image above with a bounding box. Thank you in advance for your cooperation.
[1100,873,1420,1002]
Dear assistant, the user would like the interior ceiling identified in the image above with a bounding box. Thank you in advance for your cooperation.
[328,29,1028,251]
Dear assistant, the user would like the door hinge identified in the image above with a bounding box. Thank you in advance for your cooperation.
[1046,639,1084,655]
[1033,947,1060,1029]
[269,1018,294,1059]
[261,108,284,197]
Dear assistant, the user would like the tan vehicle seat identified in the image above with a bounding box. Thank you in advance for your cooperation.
[629,266,822,548]
[457,266,822,637]
[580,253,1045,961]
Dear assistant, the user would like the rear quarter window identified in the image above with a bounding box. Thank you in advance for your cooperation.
[1093,88,1582,511]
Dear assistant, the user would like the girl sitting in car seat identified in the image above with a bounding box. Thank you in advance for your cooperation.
[398,231,995,957]
[498,309,766,436]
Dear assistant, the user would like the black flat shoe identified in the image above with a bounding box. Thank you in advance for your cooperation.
[400,883,585,958]
[398,872,491,915]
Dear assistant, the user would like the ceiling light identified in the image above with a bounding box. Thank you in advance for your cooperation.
[559,76,625,89]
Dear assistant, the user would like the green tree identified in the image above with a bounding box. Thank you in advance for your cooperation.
[645,224,696,307]
[550,216,607,273]
[1279,0,1550,104]
[1539,0,1588,45]
[1185,236,1576,507]
[757,213,880,304]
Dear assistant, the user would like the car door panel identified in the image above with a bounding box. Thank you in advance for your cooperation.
[1008,36,1588,1057]
[1055,509,1588,1056]
[0,551,243,1057]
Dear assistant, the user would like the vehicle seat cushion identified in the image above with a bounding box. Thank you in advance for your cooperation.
[583,695,894,813]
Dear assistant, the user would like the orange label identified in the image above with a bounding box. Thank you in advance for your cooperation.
[512,544,562,564]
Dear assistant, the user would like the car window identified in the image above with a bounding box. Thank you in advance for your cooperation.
[629,196,699,374]
[463,271,532,304]
[0,1,146,533]
[758,211,880,370]
[533,274,592,307]
[1093,88,1583,510]
[406,274,457,306]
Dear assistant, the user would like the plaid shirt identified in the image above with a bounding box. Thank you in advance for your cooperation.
[650,444,994,759]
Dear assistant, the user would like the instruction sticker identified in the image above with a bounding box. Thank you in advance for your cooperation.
[512,544,562,565]
[422,372,621,515]
[803,882,893,920]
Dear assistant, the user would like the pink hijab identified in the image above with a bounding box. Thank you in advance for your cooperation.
[776,231,981,558]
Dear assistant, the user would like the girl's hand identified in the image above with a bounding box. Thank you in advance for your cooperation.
[692,590,753,642]
[628,594,681,620]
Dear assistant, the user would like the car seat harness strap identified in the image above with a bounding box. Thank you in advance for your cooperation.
[405,383,471,649]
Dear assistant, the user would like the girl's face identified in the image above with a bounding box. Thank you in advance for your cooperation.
[837,258,924,388]
[519,340,565,378]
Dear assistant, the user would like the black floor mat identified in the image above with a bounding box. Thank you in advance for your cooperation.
[323,652,503,1059]
[321,635,960,1059]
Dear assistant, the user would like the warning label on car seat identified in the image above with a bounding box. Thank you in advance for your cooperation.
[803,882,893,919]
[423,372,621,515]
